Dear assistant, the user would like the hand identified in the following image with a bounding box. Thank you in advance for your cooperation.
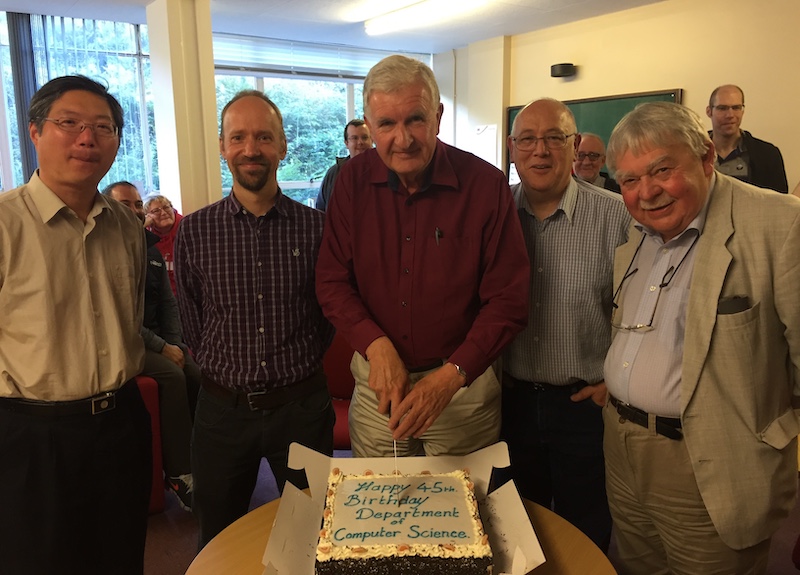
[389,363,464,440]
[143,214,154,228]
[161,343,185,368]
[365,337,410,417]
[571,381,607,407]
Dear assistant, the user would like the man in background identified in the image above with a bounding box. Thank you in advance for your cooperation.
[0,75,150,574]
[706,84,788,192]
[176,90,334,548]
[502,99,630,551]
[316,55,529,459]
[315,118,372,211]
[605,101,800,573]
[572,132,620,193]
[103,180,201,511]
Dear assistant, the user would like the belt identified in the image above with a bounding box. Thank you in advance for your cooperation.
[406,360,445,374]
[609,395,683,440]
[0,379,135,417]
[503,372,589,395]
[201,371,327,411]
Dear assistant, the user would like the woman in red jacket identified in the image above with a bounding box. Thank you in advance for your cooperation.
[144,195,182,295]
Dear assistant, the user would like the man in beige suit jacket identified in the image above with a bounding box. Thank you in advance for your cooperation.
[602,101,800,574]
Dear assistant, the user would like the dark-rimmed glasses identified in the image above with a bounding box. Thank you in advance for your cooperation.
[611,233,700,332]
[576,152,602,162]
[42,118,119,138]
[511,133,576,151]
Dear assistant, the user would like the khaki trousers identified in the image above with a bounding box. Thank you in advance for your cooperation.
[602,404,770,575]
[348,352,501,457]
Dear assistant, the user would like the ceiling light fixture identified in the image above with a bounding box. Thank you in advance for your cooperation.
[364,0,489,36]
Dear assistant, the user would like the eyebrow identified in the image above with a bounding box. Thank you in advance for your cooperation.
[615,153,671,180]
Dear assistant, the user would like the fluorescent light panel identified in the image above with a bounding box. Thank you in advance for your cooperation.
[364,0,489,36]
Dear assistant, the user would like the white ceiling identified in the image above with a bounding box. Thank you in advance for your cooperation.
[2,0,662,53]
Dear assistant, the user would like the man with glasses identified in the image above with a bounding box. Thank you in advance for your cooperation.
[315,118,372,211]
[706,84,787,192]
[0,76,151,573]
[605,101,800,573]
[572,132,620,193]
[501,98,630,551]
[317,55,529,459]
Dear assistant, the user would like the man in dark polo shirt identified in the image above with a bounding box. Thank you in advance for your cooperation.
[175,90,334,548]
[706,84,788,192]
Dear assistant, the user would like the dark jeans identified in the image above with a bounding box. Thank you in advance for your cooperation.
[0,383,152,575]
[498,373,612,552]
[192,380,334,549]
[143,348,202,476]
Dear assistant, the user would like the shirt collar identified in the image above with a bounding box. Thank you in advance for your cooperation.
[26,170,108,224]
[224,187,289,218]
[377,139,459,195]
[513,177,577,223]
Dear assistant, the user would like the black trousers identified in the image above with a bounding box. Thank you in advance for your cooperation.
[192,380,334,549]
[498,374,612,552]
[0,383,152,575]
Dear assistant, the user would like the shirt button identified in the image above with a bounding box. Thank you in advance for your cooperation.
[405,236,411,241]
[404,268,409,274]
[260,361,266,367]
[533,336,539,342]
[258,327,265,333]
[401,301,407,307]
[623,361,629,368]
[99,349,108,356]
[257,294,263,300]
[257,262,262,267]
[537,267,543,273]
[649,285,657,292]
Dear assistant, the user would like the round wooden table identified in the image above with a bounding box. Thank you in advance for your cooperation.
[187,497,616,574]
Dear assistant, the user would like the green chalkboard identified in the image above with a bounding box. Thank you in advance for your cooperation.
[506,89,683,180]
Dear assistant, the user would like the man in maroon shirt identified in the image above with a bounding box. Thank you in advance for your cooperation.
[316,55,529,458]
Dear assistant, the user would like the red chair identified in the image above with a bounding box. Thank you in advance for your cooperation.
[322,333,356,450]
[135,375,165,514]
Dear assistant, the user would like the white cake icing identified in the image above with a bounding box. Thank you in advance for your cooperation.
[316,469,491,563]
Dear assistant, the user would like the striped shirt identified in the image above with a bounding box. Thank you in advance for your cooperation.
[174,191,333,392]
[504,178,631,385]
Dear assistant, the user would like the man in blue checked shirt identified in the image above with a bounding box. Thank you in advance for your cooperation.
[175,90,335,548]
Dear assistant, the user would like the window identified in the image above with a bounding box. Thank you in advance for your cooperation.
[0,12,429,203]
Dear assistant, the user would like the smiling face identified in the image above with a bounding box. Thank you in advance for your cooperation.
[29,89,120,195]
[616,142,714,242]
[573,134,606,182]
[220,95,287,195]
[508,99,577,197]
[365,81,442,193]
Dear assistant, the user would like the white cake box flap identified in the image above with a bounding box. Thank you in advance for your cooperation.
[262,441,545,575]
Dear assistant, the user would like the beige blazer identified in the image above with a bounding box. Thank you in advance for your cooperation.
[614,173,800,549]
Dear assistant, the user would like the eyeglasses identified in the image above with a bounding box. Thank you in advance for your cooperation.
[42,117,119,138]
[147,206,173,216]
[611,233,700,332]
[346,135,371,143]
[511,133,576,151]
[712,105,744,112]
[576,152,603,162]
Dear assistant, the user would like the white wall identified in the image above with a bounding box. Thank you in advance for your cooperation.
[446,0,799,189]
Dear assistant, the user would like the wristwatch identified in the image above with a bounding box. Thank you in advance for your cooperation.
[451,362,468,386]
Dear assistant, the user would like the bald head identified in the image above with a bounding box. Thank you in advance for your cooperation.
[508,98,579,197]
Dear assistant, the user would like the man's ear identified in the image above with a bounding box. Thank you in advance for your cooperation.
[705,105,713,119]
